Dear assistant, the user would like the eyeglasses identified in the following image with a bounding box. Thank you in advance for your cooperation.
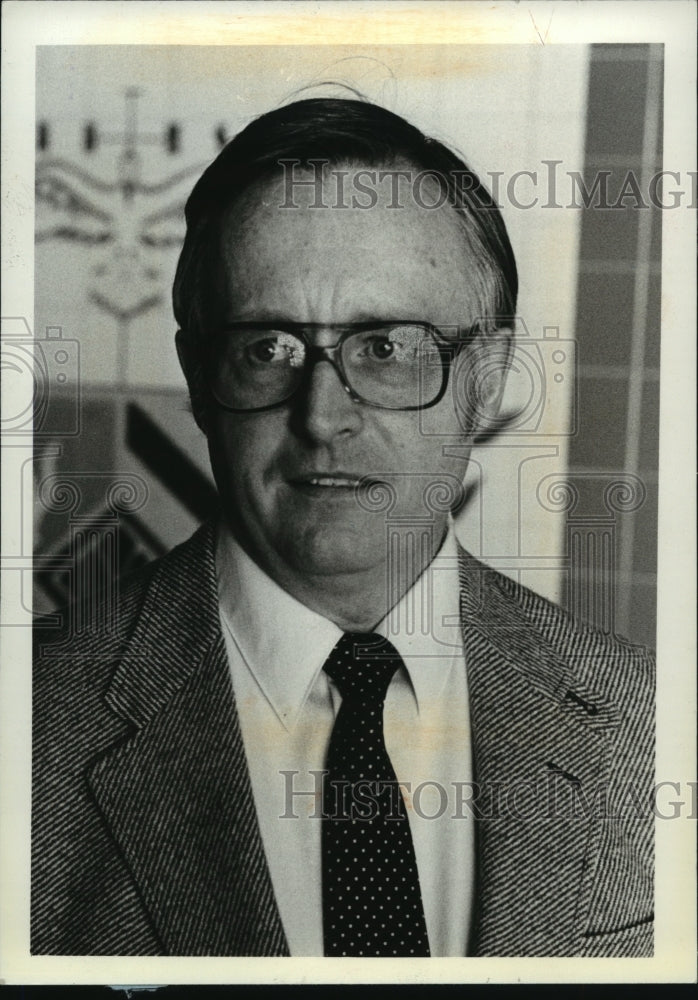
[203,321,476,413]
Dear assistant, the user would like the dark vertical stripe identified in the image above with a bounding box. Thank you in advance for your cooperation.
[126,403,218,521]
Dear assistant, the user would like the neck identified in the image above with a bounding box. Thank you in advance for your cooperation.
[269,568,396,633]
[229,522,449,632]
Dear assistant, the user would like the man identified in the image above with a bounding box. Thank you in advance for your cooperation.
[32,98,654,957]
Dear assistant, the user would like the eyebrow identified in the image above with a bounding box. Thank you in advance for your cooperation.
[222,309,432,326]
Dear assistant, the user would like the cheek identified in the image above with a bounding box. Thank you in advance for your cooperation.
[390,403,467,460]
[379,414,470,514]
[208,415,282,499]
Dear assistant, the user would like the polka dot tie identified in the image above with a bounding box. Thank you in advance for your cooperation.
[321,632,431,957]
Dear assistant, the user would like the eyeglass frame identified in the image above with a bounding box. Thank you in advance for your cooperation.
[199,320,480,414]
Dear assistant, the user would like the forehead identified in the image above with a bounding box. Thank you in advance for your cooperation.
[216,166,478,326]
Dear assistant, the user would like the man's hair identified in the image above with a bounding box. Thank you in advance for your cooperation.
[173,96,518,352]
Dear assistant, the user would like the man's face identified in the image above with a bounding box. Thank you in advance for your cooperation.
[197,167,505,594]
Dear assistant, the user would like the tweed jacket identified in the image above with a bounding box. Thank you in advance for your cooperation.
[32,521,654,957]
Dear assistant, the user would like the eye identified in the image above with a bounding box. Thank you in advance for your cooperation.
[366,337,396,361]
[243,332,305,367]
[356,327,425,364]
[248,338,282,363]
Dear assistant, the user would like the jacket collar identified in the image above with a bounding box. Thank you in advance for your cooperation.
[91,523,618,956]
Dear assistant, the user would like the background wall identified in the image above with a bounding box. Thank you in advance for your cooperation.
[30,43,660,648]
[564,43,662,649]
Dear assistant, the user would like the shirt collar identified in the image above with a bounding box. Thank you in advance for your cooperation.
[216,523,342,732]
[216,520,462,731]
[375,524,462,712]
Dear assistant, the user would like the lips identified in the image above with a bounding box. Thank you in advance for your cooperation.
[287,471,374,495]
[305,475,361,488]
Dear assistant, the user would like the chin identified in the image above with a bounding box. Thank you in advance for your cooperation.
[282,524,386,578]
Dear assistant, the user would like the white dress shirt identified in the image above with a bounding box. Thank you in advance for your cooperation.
[216,520,475,956]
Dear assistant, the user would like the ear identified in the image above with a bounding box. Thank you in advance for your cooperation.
[176,329,209,435]
[451,326,513,438]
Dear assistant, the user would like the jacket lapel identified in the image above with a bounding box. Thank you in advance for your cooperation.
[87,523,289,956]
[458,548,619,956]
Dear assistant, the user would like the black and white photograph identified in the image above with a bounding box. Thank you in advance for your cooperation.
[1,0,695,985]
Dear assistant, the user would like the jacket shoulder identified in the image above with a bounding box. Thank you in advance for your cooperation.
[33,521,213,663]
[458,545,655,702]
[34,557,156,661]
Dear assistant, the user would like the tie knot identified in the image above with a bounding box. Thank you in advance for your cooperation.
[323,632,403,703]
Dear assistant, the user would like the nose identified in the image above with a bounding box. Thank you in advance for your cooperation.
[295,359,363,444]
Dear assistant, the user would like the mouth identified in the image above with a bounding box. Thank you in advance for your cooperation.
[288,472,374,497]
[306,475,361,488]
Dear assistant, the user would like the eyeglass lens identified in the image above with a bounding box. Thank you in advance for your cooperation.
[209,324,445,410]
